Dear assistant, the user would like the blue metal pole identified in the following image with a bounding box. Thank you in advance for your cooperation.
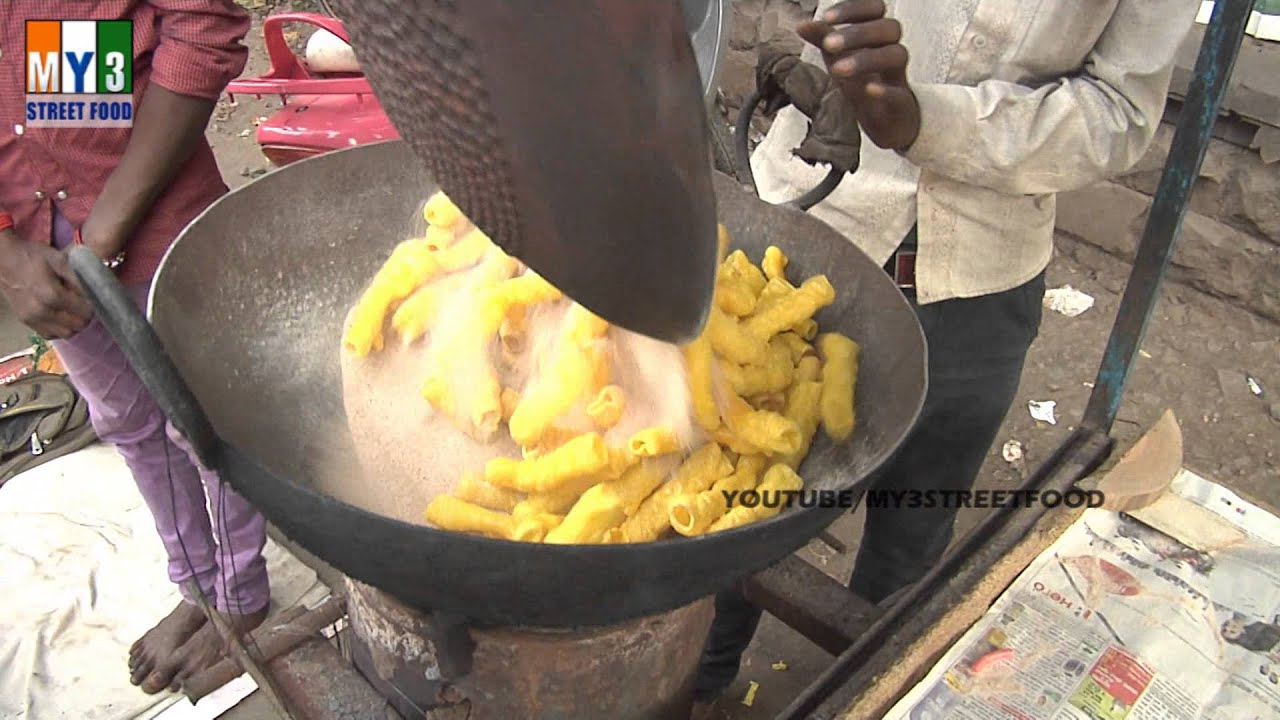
[1082,0,1255,434]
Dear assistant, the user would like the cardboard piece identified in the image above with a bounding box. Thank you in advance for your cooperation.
[1085,409,1183,512]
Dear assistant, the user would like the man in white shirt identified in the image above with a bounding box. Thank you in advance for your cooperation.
[693,0,1198,713]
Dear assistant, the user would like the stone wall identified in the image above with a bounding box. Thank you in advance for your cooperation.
[719,1,1280,323]
[1056,125,1280,322]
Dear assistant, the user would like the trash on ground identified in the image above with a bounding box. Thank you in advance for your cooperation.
[772,661,789,671]
[1029,400,1058,425]
[1217,369,1257,404]
[1247,377,1263,397]
[1139,349,1153,359]
[1043,285,1095,317]
[742,681,760,707]
[1002,440,1024,463]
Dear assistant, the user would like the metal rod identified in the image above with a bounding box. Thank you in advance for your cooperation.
[184,596,347,702]
[182,579,301,720]
[1082,0,1254,434]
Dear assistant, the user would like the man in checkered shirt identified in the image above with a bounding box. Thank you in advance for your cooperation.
[0,1,269,694]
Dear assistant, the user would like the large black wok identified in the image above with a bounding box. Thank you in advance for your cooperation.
[70,140,926,628]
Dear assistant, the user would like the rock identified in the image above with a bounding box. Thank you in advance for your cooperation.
[1055,182,1149,257]
[1059,183,1280,323]
[719,49,759,110]
[1233,160,1280,244]
[1169,212,1280,322]
[1270,403,1280,422]
[729,2,759,50]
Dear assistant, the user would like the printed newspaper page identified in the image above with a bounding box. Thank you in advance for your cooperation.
[883,470,1280,720]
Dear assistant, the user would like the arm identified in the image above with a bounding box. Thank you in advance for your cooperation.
[80,1,250,259]
[902,0,1199,195]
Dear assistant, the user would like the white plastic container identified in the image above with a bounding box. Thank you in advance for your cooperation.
[303,28,361,74]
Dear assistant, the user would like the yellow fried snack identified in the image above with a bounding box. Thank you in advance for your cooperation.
[819,333,860,441]
[717,223,731,262]
[511,513,564,542]
[716,275,758,317]
[484,432,612,493]
[712,428,762,457]
[791,318,819,341]
[707,464,804,532]
[487,271,563,310]
[343,239,438,356]
[722,396,803,457]
[545,460,668,544]
[777,332,814,363]
[509,347,593,446]
[778,380,823,469]
[425,495,514,538]
[743,275,836,341]
[391,285,439,345]
[507,305,610,446]
[471,372,504,438]
[423,190,464,228]
[614,444,733,542]
[754,277,794,314]
[435,227,491,272]
[421,373,454,417]
[454,471,522,512]
[682,334,721,432]
[513,483,588,518]
[707,307,767,365]
[668,454,766,536]
[587,385,625,429]
[628,427,682,457]
[423,224,457,251]
[762,246,788,282]
[499,306,526,355]
[794,355,822,384]
[750,392,786,413]
[723,250,767,296]
[722,338,793,397]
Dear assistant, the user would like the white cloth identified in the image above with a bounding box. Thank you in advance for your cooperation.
[0,444,329,720]
[751,0,1200,304]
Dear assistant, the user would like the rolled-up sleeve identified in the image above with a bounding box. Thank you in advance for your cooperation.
[147,0,251,100]
[903,0,1199,196]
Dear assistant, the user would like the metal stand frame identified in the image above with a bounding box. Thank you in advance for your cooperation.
[744,1,1257,716]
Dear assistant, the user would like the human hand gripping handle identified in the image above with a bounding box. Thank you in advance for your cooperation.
[0,214,93,340]
[797,0,921,151]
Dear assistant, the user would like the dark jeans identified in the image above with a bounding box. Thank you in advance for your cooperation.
[694,269,1046,701]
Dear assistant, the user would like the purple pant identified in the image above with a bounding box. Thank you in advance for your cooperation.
[51,209,270,615]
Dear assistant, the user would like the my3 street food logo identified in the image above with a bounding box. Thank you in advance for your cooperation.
[25,20,134,128]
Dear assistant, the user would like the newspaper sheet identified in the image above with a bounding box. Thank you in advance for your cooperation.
[883,470,1280,720]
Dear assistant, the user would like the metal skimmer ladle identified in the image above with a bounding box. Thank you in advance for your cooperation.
[327,0,719,343]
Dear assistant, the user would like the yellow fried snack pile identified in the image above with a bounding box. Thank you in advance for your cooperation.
[342,191,861,544]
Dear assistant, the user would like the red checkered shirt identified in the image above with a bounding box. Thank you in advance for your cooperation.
[0,2,249,284]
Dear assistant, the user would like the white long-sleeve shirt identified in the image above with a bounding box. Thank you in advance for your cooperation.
[750,0,1200,304]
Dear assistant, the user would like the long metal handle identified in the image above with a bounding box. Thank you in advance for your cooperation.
[1082,0,1253,434]
[733,89,844,210]
[68,246,221,467]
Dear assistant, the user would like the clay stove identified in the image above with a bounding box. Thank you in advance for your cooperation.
[344,579,715,720]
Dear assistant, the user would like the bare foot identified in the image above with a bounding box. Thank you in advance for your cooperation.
[139,606,269,695]
[129,601,207,689]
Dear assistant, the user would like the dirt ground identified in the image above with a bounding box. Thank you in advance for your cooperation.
[1,6,1276,719]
